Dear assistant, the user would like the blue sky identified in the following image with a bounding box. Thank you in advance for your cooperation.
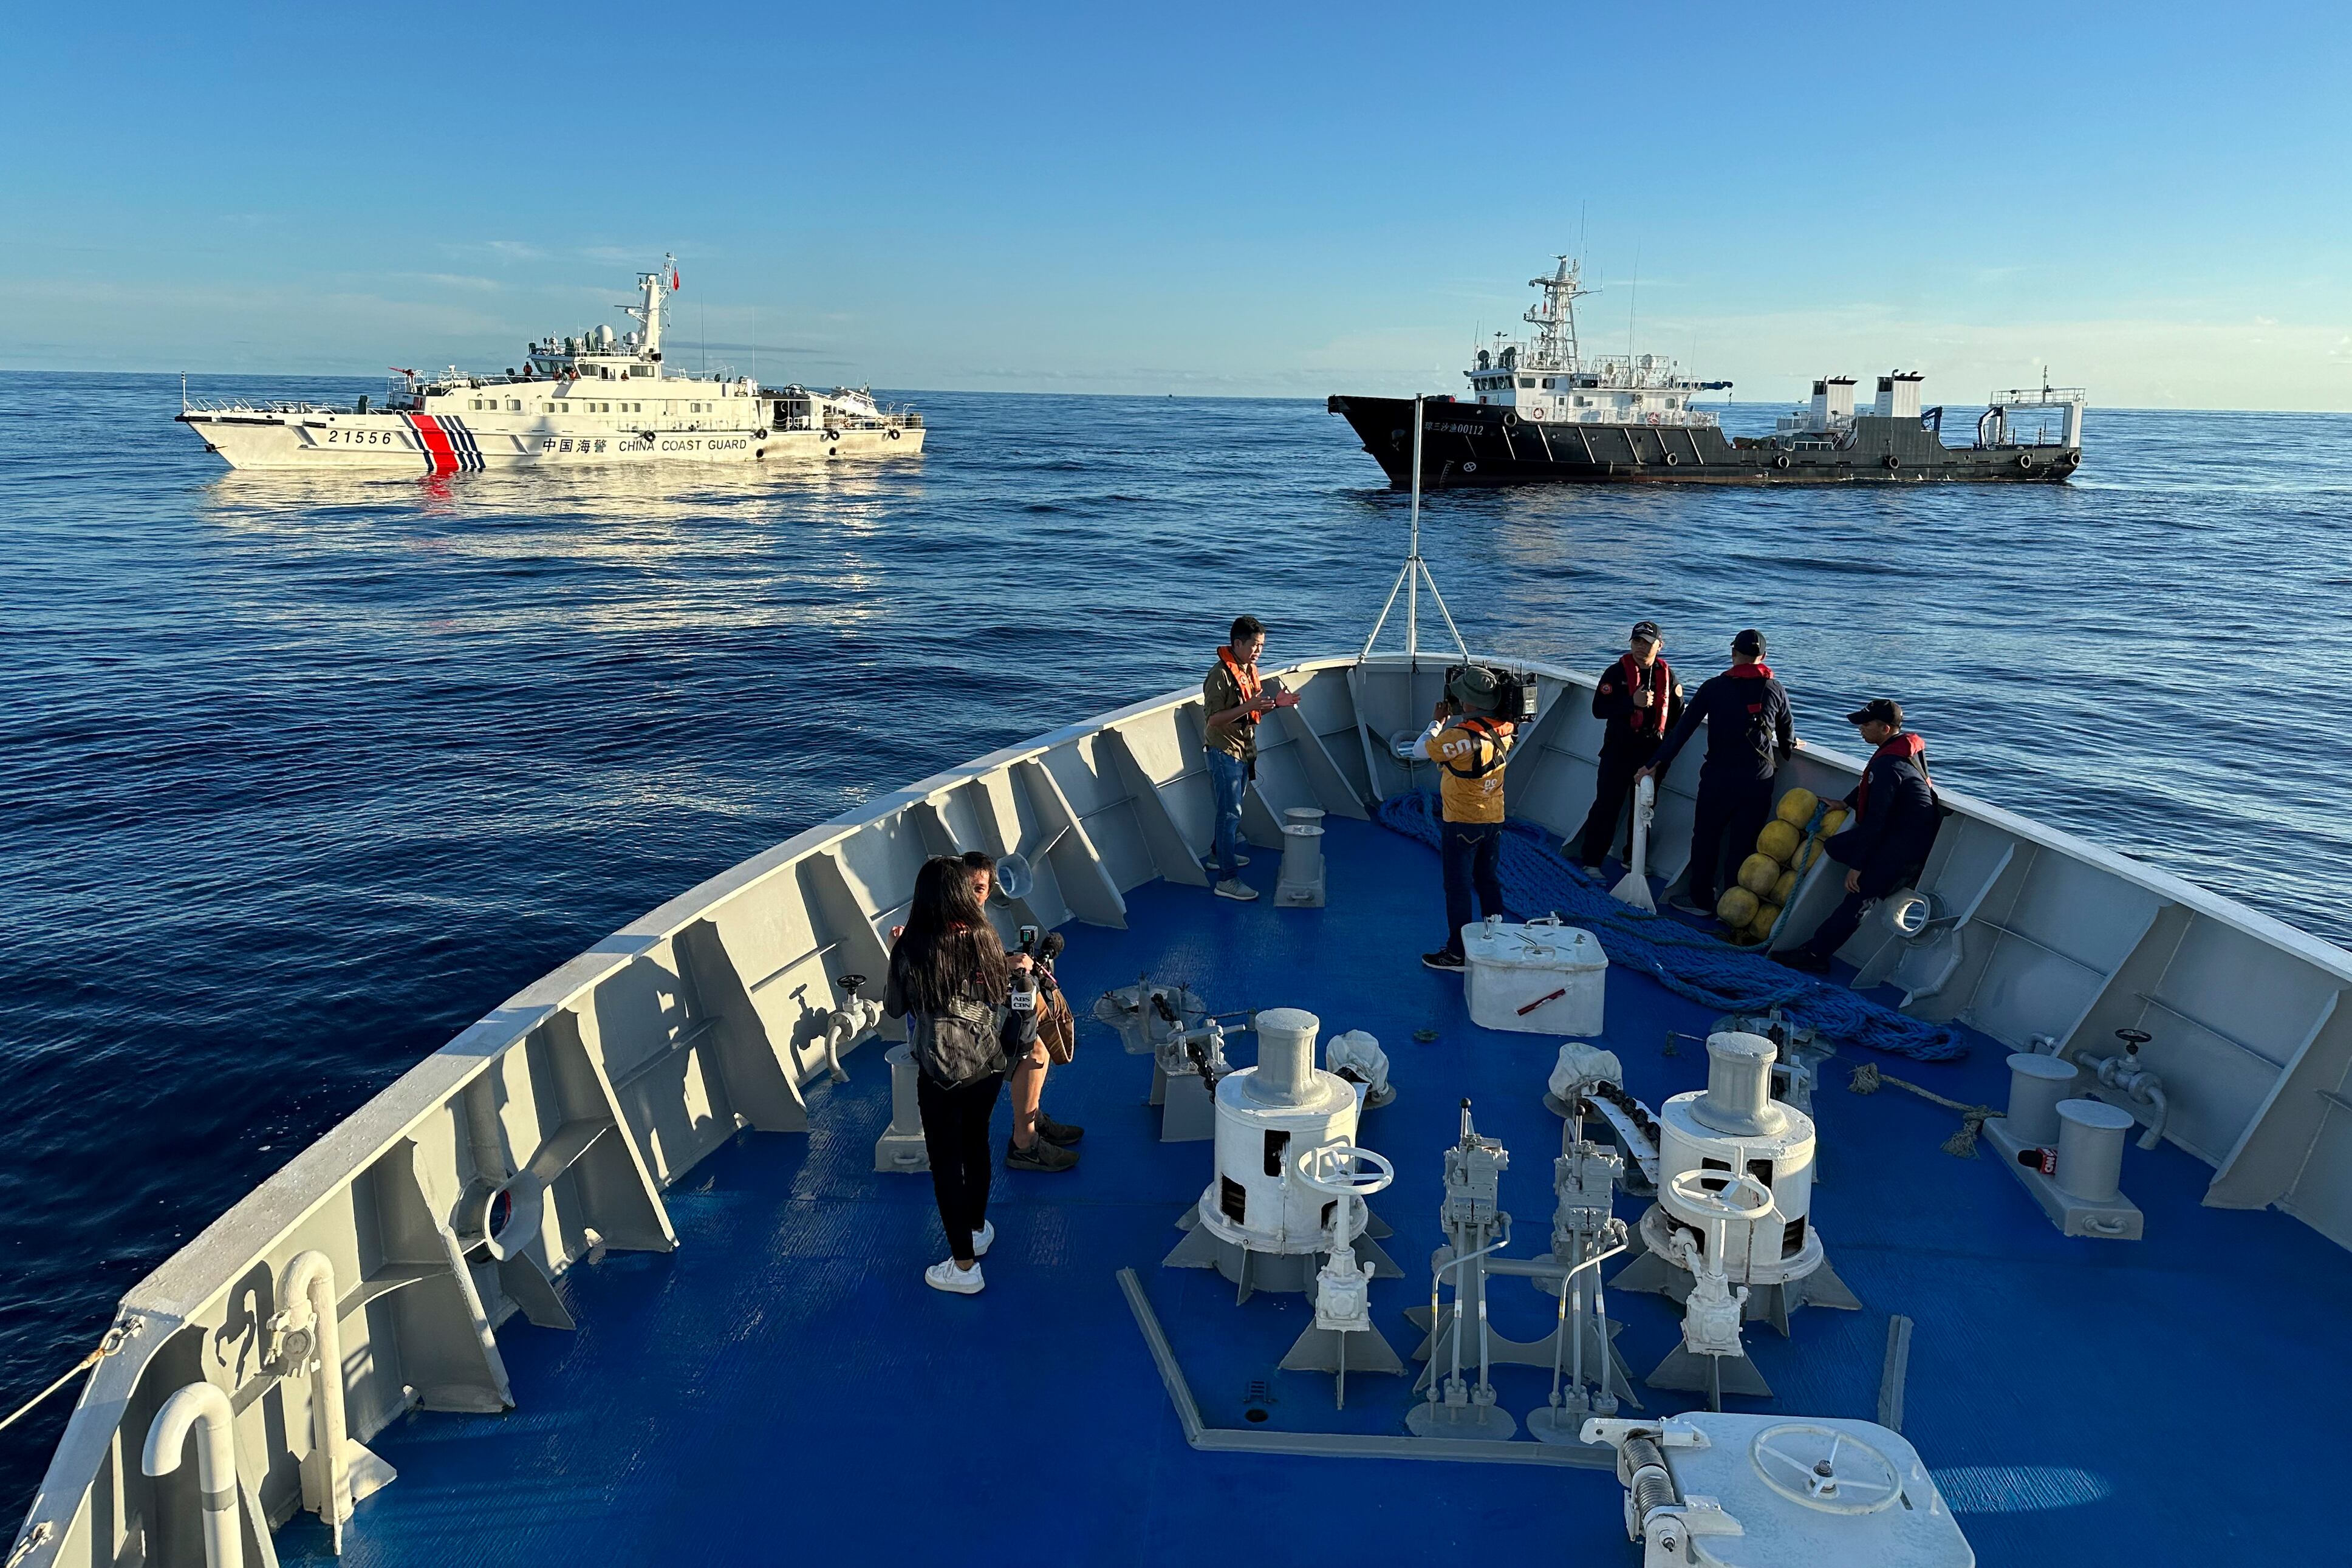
[4,2,2349,408]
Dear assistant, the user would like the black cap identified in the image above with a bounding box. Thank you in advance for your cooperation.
[1845,698,1904,727]
[1732,628,1766,656]
[1630,620,1661,644]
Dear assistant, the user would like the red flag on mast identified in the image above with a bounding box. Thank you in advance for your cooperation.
[670,265,680,292]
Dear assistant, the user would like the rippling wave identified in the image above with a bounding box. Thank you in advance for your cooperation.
[2,371,2347,1504]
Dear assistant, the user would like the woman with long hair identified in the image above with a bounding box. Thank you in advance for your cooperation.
[886,854,1038,1293]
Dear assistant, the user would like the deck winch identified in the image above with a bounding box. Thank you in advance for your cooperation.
[1162,1007,1401,1303]
[1613,1031,1859,1400]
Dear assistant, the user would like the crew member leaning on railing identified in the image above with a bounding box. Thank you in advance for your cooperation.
[1776,700,1940,973]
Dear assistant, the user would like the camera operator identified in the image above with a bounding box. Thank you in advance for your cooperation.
[885,854,1040,1295]
[1418,665,1521,972]
[967,851,1087,1173]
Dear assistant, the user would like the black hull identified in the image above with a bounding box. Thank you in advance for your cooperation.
[1327,395,2080,487]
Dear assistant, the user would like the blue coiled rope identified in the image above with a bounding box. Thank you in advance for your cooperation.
[1372,792,1966,1062]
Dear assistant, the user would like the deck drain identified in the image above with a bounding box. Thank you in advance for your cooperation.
[1242,1379,1277,1423]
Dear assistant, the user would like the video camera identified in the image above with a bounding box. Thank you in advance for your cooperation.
[1016,924,1065,985]
[1444,664,1540,724]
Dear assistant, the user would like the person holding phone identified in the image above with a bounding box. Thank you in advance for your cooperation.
[1202,615,1295,902]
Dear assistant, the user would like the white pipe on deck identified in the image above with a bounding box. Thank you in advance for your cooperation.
[140,1382,241,1568]
[279,1250,351,1550]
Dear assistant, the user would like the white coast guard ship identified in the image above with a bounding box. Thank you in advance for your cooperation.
[176,257,925,473]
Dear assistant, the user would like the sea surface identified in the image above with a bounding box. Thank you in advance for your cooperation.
[3,373,2349,1507]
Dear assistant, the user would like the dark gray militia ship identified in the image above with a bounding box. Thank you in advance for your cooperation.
[1330,257,2085,487]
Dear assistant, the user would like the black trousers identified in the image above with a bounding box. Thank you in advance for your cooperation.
[1685,775,1773,907]
[917,1069,1004,1263]
[1800,890,1873,960]
[1576,735,1661,867]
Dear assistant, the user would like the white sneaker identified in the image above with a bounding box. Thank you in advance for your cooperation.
[1214,879,1259,902]
[925,1258,985,1294]
[971,1221,995,1258]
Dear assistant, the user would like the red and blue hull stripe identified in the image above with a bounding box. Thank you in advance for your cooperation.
[402,414,486,476]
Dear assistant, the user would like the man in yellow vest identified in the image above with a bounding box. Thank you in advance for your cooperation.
[1419,666,1519,971]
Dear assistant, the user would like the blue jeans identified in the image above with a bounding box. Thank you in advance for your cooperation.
[1206,749,1248,882]
[1441,820,1506,956]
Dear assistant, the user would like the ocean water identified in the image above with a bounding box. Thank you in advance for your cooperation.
[2,372,2348,1506]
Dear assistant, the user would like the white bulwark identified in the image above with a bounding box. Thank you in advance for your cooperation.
[176,257,925,472]
[1459,257,1732,428]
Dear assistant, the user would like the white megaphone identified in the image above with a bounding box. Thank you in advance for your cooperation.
[994,852,1035,902]
[1609,775,1658,913]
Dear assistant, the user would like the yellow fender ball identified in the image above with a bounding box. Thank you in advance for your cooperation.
[1820,806,1849,835]
[1750,902,1783,939]
[1796,839,1824,871]
[1737,853,1781,896]
[1717,887,1760,927]
[1774,788,1819,827]
[1756,819,1802,864]
[1772,868,1798,905]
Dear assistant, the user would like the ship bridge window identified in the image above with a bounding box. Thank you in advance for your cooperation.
[1519,377,1535,389]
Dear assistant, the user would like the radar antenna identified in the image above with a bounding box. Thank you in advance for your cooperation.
[1525,255,1593,372]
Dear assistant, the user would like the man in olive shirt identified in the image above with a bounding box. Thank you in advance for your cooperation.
[1202,615,1282,901]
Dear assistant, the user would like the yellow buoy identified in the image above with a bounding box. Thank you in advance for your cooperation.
[1757,819,1802,864]
[1772,868,1798,904]
[1750,902,1783,939]
[1820,806,1849,835]
[1796,839,1824,871]
[1774,788,1819,826]
[1738,853,1780,896]
[1717,887,1760,927]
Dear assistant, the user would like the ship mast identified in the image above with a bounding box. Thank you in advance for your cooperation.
[625,254,675,372]
[1525,255,1593,372]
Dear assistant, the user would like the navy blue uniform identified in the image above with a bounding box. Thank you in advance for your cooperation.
[1647,665,1794,906]
[1796,734,1941,960]
[1575,655,1685,868]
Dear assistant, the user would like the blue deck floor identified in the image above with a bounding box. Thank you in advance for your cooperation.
[285,819,2352,1566]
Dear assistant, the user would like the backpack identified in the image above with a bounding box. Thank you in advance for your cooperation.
[909,993,1009,1089]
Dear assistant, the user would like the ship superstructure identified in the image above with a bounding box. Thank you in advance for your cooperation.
[1460,256,1731,429]
[1332,254,2085,486]
[176,258,924,473]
